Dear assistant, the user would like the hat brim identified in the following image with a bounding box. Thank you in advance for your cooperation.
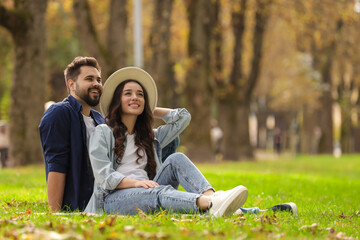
[100,67,158,116]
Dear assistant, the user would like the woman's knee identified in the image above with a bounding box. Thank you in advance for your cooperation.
[165,152,189,164]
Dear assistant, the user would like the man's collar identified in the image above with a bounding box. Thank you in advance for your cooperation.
[68,94,83,113]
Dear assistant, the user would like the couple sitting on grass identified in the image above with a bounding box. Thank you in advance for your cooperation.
[40,57,297,217]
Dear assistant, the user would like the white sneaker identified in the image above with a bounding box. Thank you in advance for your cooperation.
[209,185,248,217]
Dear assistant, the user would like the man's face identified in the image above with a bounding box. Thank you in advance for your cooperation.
[69,66,102,107]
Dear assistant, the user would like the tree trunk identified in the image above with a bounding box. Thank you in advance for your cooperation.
[317,46,334,154]
[106,0,128,74]
[0,0,47,166]
[218,95,239,160]
[73,0,128,78]
[216,0,246,160]
[237,100,253,159]
[340,100,352,153]
[184,0,214,161]
[148,0,175,107]
[236,0,270,160]
[300,106,318,154]
[353,101,360,152]
[337,77,354,153]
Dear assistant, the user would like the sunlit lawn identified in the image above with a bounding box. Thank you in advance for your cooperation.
[0,154,359,239]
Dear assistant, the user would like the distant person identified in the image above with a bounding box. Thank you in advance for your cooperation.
[0,123,9,167]
[274,127,281,154]
[85,67,248,217]
[210,119,223,160]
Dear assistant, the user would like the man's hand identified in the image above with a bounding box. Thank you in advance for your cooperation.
[47,172,66,211]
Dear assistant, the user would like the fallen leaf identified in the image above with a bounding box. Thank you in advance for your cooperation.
[134,230,170,239]
[25,209,32,215]
[299,223,318,230]
[135,206,147,218]
[336,232,355,240]
[171,218,179,222]
[327,227,336,239]
[299,223,318,235]
[98,222,106,234]
[155,209,167,218]
[338,213,348,219]
[83,219,95,224]
[123,225,135,232]
[105,215,116,226]
[269,233,286,239]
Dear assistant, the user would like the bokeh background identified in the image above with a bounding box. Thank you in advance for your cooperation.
[1,0,360,166]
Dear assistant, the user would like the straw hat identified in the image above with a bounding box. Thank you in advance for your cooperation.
[100,67,158,116]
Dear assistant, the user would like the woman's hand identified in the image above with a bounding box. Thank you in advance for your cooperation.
[117,177,159,189]
[134,180,159,189]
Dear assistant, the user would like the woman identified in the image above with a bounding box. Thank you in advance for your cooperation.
[85,67,248,217]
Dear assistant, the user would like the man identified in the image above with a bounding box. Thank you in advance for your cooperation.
[39,57,104,211]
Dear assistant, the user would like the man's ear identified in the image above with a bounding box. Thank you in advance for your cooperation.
[68,79,75,92]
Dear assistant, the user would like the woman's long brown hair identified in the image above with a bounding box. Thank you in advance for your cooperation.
[106,79,156,180]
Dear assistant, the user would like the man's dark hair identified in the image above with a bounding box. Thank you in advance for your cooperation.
[64,56,101,92]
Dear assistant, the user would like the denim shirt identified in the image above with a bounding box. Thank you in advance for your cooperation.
[39,95,104,211]
[85,108,191,213]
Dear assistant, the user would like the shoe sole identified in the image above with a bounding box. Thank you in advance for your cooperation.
[213,185,248,217]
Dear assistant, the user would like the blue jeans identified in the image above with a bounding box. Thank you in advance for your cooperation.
[104,152,214,215]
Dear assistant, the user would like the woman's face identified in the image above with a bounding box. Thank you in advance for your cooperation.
[120,81,145,117]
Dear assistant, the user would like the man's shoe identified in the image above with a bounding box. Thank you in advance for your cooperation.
[209,185,248,217]
[269,202,298,215]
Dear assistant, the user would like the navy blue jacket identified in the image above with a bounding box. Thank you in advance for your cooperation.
[39,95,104,211]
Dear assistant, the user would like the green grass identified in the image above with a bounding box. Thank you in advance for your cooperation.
[0,155,359,239]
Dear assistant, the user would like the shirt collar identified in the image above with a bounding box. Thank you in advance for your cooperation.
[67,94,83,113]
[67,94,104,125]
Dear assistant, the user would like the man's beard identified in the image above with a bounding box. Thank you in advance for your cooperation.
[75,84,101,107]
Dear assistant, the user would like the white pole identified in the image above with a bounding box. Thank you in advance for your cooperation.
[134,0,143,67]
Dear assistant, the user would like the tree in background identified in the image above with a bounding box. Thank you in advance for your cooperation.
[148,0,176,107]
[282,0,349,154]
[334,9,360,153]
[184,0,214,160]
[0,0,47,166]
[212,0,272,160]
[73,0,128,78]
[0,29,12,120]
[46,0,84,102]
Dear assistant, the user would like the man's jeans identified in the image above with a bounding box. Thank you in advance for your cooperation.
[104,152,214,215]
